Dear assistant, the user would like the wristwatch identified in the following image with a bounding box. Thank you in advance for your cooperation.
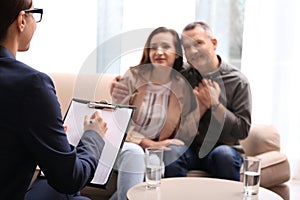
[211,102,221,112]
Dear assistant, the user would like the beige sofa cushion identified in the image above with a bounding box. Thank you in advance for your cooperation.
[240,124,280,156]
[49,73,115,117]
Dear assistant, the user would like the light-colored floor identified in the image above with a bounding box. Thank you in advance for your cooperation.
[287,178,300,200]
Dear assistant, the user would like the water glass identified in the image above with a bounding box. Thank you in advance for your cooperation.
[243,157,262,196]
[145,147,163,189]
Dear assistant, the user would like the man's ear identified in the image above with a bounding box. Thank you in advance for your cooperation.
[17,11,26,32]
[211,38,217,50]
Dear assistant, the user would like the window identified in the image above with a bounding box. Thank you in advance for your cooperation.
[18,0,98,73]
[97,0,196,75]
[17,0,244,74]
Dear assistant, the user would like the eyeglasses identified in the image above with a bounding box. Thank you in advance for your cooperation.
[24,8,43,23]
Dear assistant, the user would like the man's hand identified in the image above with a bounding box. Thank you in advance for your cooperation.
[193,87,208,117]
[110,75,129,102]
[193,79,221,116]
[204,79,221,106]
[84,111,108,138]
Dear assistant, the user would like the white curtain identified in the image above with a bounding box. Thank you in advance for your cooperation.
[97,0,124,74]
[242,0,300,179]
[195,0,245,68]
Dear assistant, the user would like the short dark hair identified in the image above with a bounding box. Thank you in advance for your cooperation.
[183,21,213,39]
[0,0,32,42]
[137,27,184,73]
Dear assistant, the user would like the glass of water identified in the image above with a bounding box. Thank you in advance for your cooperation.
[145,147,163,189]
[243,157,262,196]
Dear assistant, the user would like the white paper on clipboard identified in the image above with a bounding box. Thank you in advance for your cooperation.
[63,98,135,187]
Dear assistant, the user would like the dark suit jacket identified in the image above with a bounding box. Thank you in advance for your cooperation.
[0,46,105,199]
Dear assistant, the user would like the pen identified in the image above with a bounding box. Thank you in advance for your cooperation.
[88,102,117,110]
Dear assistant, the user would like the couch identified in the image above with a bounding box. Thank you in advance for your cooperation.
[47,73,291,200]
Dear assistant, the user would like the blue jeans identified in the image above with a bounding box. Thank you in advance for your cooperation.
[164,145,243,181]
[109,142,145,200]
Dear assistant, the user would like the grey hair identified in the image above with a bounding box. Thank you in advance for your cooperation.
[183,21,213,39]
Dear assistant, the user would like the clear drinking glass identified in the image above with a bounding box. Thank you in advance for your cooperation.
[243,157,262,196]
[145,147,163,189]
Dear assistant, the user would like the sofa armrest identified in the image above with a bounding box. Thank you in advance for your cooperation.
[256,151,290,188]
[256,151,287,169]
[240,124,280,156]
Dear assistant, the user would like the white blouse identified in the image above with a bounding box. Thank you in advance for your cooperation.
[133,81,172,139]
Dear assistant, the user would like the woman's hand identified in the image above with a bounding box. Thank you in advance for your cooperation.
[63,125,68,132]
[155,139,184,151]
[84,111,108,138]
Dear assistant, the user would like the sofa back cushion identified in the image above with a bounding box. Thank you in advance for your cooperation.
[48,73,116,117]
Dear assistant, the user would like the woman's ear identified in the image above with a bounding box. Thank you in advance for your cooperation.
[17,11,26,32]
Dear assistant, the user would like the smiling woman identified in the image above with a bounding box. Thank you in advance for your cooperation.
[110,27,199,200]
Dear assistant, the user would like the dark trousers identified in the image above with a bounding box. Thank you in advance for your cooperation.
[25,178,90,200]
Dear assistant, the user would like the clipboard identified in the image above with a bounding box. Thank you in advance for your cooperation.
[63,98,135,188]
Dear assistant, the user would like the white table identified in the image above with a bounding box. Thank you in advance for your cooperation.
[127,177,283,200]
